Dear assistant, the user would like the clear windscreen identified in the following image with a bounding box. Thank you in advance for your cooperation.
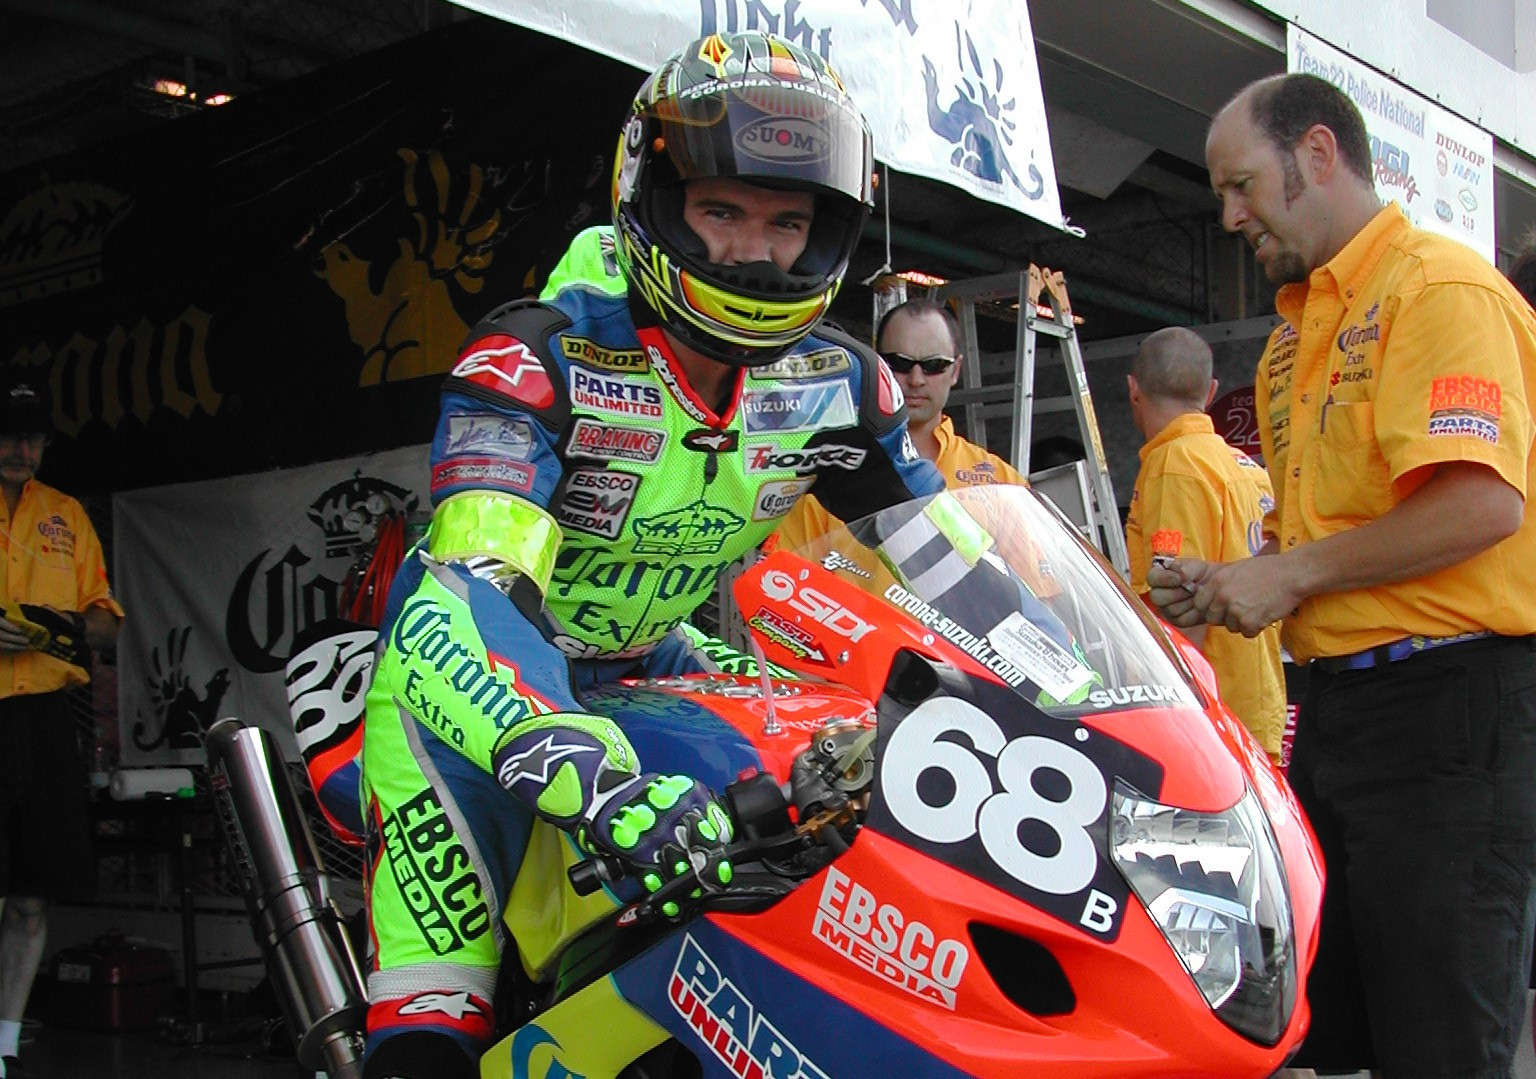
[778,485,1204,716]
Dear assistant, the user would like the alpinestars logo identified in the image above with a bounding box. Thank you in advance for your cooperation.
[670,934,831,1079]
[397,990,484,1020]
[451,335,555,409]
[644,341,713,424]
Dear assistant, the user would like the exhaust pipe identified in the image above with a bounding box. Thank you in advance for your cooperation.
[205,717,367,1079]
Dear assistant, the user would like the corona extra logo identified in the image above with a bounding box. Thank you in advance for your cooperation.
[631,500,744,556]
[316,148,501,387]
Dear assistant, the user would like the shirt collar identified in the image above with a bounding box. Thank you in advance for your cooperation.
[1276,203,1406,323]
[931,414,956,454]
[1139,411,1214,463]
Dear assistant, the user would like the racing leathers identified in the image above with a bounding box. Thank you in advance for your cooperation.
[359,226,944,1074]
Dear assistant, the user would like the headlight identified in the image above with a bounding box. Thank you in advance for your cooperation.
[1110,782,1296,1045]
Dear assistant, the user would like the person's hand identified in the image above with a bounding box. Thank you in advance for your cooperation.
[1146,556,1210,628]
[0,614,30,653]
[577,773,734,917]
[4,604,89,666]
[1191,556,1298,638]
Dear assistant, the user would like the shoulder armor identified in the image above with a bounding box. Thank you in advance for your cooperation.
[814,323,907,438]
[445,299,573,431]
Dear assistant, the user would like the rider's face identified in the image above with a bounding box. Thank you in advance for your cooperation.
[682,178,815,272]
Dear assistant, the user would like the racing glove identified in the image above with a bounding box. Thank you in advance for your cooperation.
[492,716,733,915]
[577,772,734,916]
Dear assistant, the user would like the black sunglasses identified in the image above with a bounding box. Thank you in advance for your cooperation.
[881,352,957,376]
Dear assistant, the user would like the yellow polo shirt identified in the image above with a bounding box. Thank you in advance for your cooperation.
[1126,412,1286,757]
[0,479,123,696]
[1256,204,1536,662]
[775,415,1025,552]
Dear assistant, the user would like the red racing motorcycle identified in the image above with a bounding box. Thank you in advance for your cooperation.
[213,484,1324,1079]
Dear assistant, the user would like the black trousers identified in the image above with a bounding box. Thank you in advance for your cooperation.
[1289,635,1536,1078]
[0,691,95,901]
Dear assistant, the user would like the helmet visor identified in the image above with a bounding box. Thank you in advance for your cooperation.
[647,78,872,206]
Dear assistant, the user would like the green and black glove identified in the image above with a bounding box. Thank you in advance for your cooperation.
[578,773,734,917]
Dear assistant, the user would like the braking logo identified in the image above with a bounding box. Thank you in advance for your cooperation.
[670,934,831,1079]
[813,865,969,1009]
[568,418,664,464]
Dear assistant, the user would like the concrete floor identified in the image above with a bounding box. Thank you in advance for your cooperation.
[14,1020,302,1077]
[14,995,1536,1077]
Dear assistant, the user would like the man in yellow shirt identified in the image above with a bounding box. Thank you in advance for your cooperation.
[0,378,121,1077]
[775,298,1024,552]
[1124,327,1285,759]
[1150,73,1536,1078]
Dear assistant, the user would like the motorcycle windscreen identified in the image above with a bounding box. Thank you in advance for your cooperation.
[776,484,1204,718]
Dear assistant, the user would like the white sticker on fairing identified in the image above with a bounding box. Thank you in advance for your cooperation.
[986,612,1095,703]
[813,865,969,1009]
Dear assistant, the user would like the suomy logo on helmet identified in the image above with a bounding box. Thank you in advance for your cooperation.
[735,116,831,165]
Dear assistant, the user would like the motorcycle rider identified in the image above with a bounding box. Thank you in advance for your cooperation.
[359,31,944,1078]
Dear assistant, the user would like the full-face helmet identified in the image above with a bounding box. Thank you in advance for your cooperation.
[612,32,875,367]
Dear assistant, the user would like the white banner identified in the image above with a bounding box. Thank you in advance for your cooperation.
[114,446,429,765]
[449,0,1064,229]
[1289,25,1495,263]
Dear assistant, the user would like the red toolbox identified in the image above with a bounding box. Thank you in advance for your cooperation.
[45,934,176,1031]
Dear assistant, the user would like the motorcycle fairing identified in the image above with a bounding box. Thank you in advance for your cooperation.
[868,651,1164,942]
[610,920,975,1079]
[483,971,670,1079]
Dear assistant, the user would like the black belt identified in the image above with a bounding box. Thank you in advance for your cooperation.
[1311,631,1496,674]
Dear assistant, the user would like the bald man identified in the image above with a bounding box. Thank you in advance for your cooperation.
[1125,327,1285,758]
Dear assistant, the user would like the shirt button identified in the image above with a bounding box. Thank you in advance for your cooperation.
[1292,468,1300,478]
[1287,538,1297,547]
[1300,394,1310,403]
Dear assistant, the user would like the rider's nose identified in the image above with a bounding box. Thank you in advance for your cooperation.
[726,226,774,265]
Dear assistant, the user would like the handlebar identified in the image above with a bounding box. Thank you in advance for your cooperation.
[568,852,627,896]
[565,786,860,925]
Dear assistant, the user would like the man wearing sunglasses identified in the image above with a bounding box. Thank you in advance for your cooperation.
[776,298,1025,552]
